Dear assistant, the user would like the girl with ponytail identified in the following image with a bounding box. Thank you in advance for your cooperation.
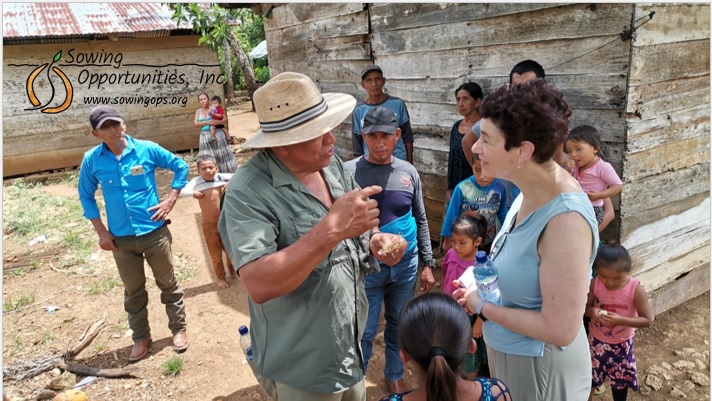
[380,292,510,401]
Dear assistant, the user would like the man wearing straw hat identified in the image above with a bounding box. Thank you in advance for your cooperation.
[219,72,407,401]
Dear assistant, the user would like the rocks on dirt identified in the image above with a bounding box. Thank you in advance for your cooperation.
[673,360,698,371]
[670,387,687,398]
[47,372,77,391]
[645,346,710,398]
[646,373,665,391]
[36,389,57,400]
[674,348,697,357]
[690,372,710,386]
[52,390,87,401]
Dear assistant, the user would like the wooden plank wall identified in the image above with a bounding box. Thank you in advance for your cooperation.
[3,35,223,177]
[621,3,710,315]
[264,3,633,241]
[370,3,632,239]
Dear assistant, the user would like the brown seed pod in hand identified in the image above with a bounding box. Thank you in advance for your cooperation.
[379,235,407,256]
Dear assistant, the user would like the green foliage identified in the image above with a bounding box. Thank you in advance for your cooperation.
[162,356,184,376]
[171,4,268,91]
[255,66,270,84]
[3,292,36,313]
[88,277,123,295]
[41,330,55,344]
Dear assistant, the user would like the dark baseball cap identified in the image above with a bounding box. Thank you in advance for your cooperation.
[360,64,383,80]
[90,106,124,129]
[362,106,397,135]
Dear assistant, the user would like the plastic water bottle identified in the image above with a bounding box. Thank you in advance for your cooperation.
[472,251,500,303]
[238,325,253,362]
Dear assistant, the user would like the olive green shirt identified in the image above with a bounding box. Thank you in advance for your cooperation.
[218,149,373,393]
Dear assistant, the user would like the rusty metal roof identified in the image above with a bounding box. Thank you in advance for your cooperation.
[3,3,192,39]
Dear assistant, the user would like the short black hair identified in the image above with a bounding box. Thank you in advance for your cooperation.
[196,154,217,168]
[211,95,222,104]
[454,82,484,100]
[509,60,545,84]
[595,242,633,273]
[567,125,607,160]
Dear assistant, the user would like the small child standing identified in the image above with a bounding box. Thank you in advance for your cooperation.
[585,243,653,401]
[441,154,508,254]
[441,213,490,379]
[209,95,229,140]
[192,155,235,289]
[565,125,622,232]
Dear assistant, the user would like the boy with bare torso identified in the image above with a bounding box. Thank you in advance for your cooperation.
[192,155,235,289]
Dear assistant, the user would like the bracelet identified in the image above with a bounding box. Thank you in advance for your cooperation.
[475,299,490,321]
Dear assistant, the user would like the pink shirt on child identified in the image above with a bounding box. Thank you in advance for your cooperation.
[441,248,474,296]
[589,276,640,344]
[572,158,622,207]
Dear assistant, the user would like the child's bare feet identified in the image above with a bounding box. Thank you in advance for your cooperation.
[217,279,230,289]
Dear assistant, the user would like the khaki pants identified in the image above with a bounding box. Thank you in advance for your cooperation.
[253,367,365,401]
[202,222,234,280]
[112,225,186,342]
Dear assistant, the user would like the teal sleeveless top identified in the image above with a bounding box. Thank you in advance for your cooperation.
[483,192,599,357]
[198,113,212,132]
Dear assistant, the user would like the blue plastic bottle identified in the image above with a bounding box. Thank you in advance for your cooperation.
[238,325,253,361]
[472,250,500,303]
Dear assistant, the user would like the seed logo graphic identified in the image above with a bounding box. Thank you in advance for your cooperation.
[25,51,73,114]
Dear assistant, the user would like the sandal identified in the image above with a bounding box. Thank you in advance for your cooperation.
[594,384,606,395]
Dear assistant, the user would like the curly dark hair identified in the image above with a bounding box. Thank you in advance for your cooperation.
[480,80,572,164]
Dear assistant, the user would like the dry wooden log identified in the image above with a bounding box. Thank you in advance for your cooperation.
[3,355,63,382]
[59,363,140,379]
[64,318,106,360]
[4,318,138,382]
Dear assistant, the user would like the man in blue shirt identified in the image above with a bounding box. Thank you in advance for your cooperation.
[78,106,190,363]
[352,65,415,163]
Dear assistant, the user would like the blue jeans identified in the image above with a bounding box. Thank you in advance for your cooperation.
[361,251,418,381]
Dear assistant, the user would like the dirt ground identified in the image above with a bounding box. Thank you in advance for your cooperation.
[2,107,709,401]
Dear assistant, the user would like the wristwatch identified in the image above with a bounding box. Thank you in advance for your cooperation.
[476,299,490,322]
[424,262,436,270]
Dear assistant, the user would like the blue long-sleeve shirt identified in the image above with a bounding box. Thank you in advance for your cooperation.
[78,135,189,237]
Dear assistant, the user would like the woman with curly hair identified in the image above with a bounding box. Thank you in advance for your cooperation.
[455,79,599,401]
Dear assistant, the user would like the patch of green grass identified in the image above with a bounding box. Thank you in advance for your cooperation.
[182,150,199,165]
[63,232,94,260]
[93,341,109,352]
[8,335,24,356]
[174,258,195,283]
[111,321,129,332]
[3,292,36,313]
[41,330,55,344]
[6,267,27,278]
[162,356,184,376]
[88,277,123,295]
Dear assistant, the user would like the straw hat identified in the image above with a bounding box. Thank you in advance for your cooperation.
[243,72,357,148]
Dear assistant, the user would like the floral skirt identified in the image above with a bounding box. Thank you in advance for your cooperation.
[199,128,237,173]
[589,334,639,390]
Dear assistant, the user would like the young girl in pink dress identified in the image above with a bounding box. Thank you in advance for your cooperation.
[585,243,653,401]
[565,125,623,232]
[441,213,489,378]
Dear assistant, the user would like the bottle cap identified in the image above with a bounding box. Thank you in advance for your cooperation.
[238,325,248,335]
[475,250,488,263]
